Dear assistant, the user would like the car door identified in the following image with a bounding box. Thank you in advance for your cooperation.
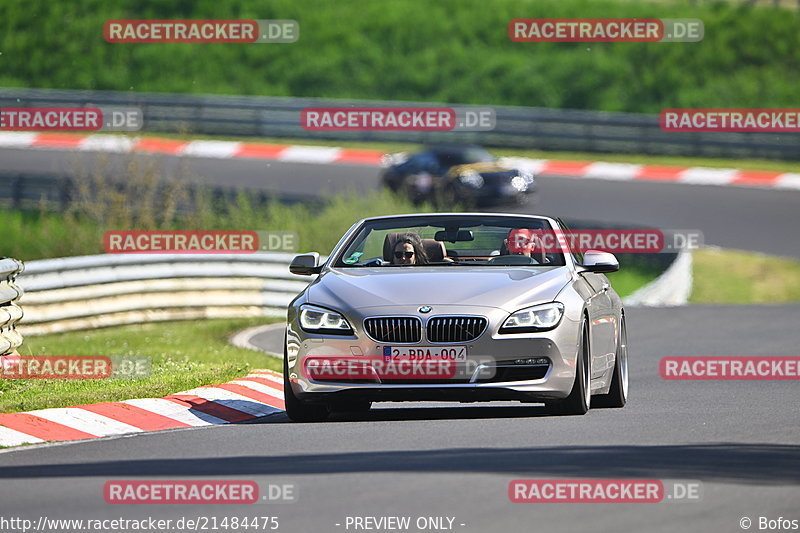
[557,219,616,380]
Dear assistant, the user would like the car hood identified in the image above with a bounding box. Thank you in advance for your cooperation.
[306,266,572,313]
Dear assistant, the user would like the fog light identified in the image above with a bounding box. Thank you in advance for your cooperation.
[514,357,549,365]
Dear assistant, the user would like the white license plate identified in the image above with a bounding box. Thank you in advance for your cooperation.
[382,346,468,362]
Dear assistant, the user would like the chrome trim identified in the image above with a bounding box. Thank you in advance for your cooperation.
[425,314,488,344]
[363,315,423,344]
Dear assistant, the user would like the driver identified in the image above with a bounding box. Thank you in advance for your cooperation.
[391,233,429,265]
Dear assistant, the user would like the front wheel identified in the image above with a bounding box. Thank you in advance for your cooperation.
[593,314,628,408]
[283,348,330,422]
[548,319,591,416]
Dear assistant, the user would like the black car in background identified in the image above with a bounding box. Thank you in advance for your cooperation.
[380,144,536,206]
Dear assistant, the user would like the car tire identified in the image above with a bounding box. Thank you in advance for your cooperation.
[283,343,330,423]
[593,314,628,408]
[549,319,591,416]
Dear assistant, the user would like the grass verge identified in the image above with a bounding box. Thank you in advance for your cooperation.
[2,318,282,413]
[691,248,800,304]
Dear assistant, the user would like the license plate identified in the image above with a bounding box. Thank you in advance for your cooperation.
[382,346,467,362]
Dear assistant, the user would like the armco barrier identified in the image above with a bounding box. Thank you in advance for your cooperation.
[16,253,315,335]
[1,87,798,160]
[0,258,25,354]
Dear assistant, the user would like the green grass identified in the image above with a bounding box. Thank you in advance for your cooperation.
[2,0,799,113]
[690,247,800,303]
[608,266,663,298]
[0,187,437,261]
[2,318,282,413]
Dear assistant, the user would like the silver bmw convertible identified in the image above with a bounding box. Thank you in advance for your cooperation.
[283,213,628,421]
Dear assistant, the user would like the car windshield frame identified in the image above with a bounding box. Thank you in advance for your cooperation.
[331,215,567,268]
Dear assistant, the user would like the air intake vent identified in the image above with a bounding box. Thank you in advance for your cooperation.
[364,317,422,343]
[427,316,487,343]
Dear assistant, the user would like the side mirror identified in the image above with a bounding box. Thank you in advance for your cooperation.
[580,250,619,273]
[289,252,322,275]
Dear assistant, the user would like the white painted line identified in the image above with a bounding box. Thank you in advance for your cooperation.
[774,173,800,190]
[78,135,136,153]
[278,145,341,164]
[0,132,38,148]
[230,379,285,401]
[122,398,225,426]
[28,408,142,437]
[583,162,642,181]
[178,387,282,416]
[180,140,242,158]
[229,323,285,354]
[678,167,738,185]
[0,426,45,447]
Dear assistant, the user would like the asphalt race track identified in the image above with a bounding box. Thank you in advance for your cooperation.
[1,146,799,532]
[2,146,800,258]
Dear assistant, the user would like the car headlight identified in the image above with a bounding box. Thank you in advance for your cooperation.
[499,302,564,333]
[510,175,528,192]
[299,304,353,334]
[458,171,484,188]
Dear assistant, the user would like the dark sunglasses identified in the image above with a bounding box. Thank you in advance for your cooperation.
[394,251,415,259]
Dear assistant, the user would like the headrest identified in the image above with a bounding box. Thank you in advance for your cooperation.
[421,239,446,262]
[383,232,404,261]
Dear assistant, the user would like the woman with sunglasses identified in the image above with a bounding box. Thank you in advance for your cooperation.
[391,233,429,265]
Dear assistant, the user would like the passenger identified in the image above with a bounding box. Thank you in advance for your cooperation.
[392,233,429,265]
[499,228,549,264]
[500,228,535,256]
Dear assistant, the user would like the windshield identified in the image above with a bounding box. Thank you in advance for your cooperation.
[435,147,496,167]
[334,216,566,267]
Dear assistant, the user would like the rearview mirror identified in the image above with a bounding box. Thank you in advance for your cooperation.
[580,250,619,273]
[289,252,322,275]
[434,229,474,243]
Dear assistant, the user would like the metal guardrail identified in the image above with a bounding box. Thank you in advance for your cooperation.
[0,258,25,354]
[1,87,799,160]
[16,253,314,335]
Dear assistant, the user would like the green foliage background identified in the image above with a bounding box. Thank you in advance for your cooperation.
[1,0,798,112]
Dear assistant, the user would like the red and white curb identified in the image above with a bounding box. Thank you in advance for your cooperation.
[0,369,285,448]
[1,132,799,190]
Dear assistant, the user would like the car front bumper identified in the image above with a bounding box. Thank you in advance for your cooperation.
[285,304,581,404]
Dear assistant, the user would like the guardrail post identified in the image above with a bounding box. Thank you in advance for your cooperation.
[0,258,25,356]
